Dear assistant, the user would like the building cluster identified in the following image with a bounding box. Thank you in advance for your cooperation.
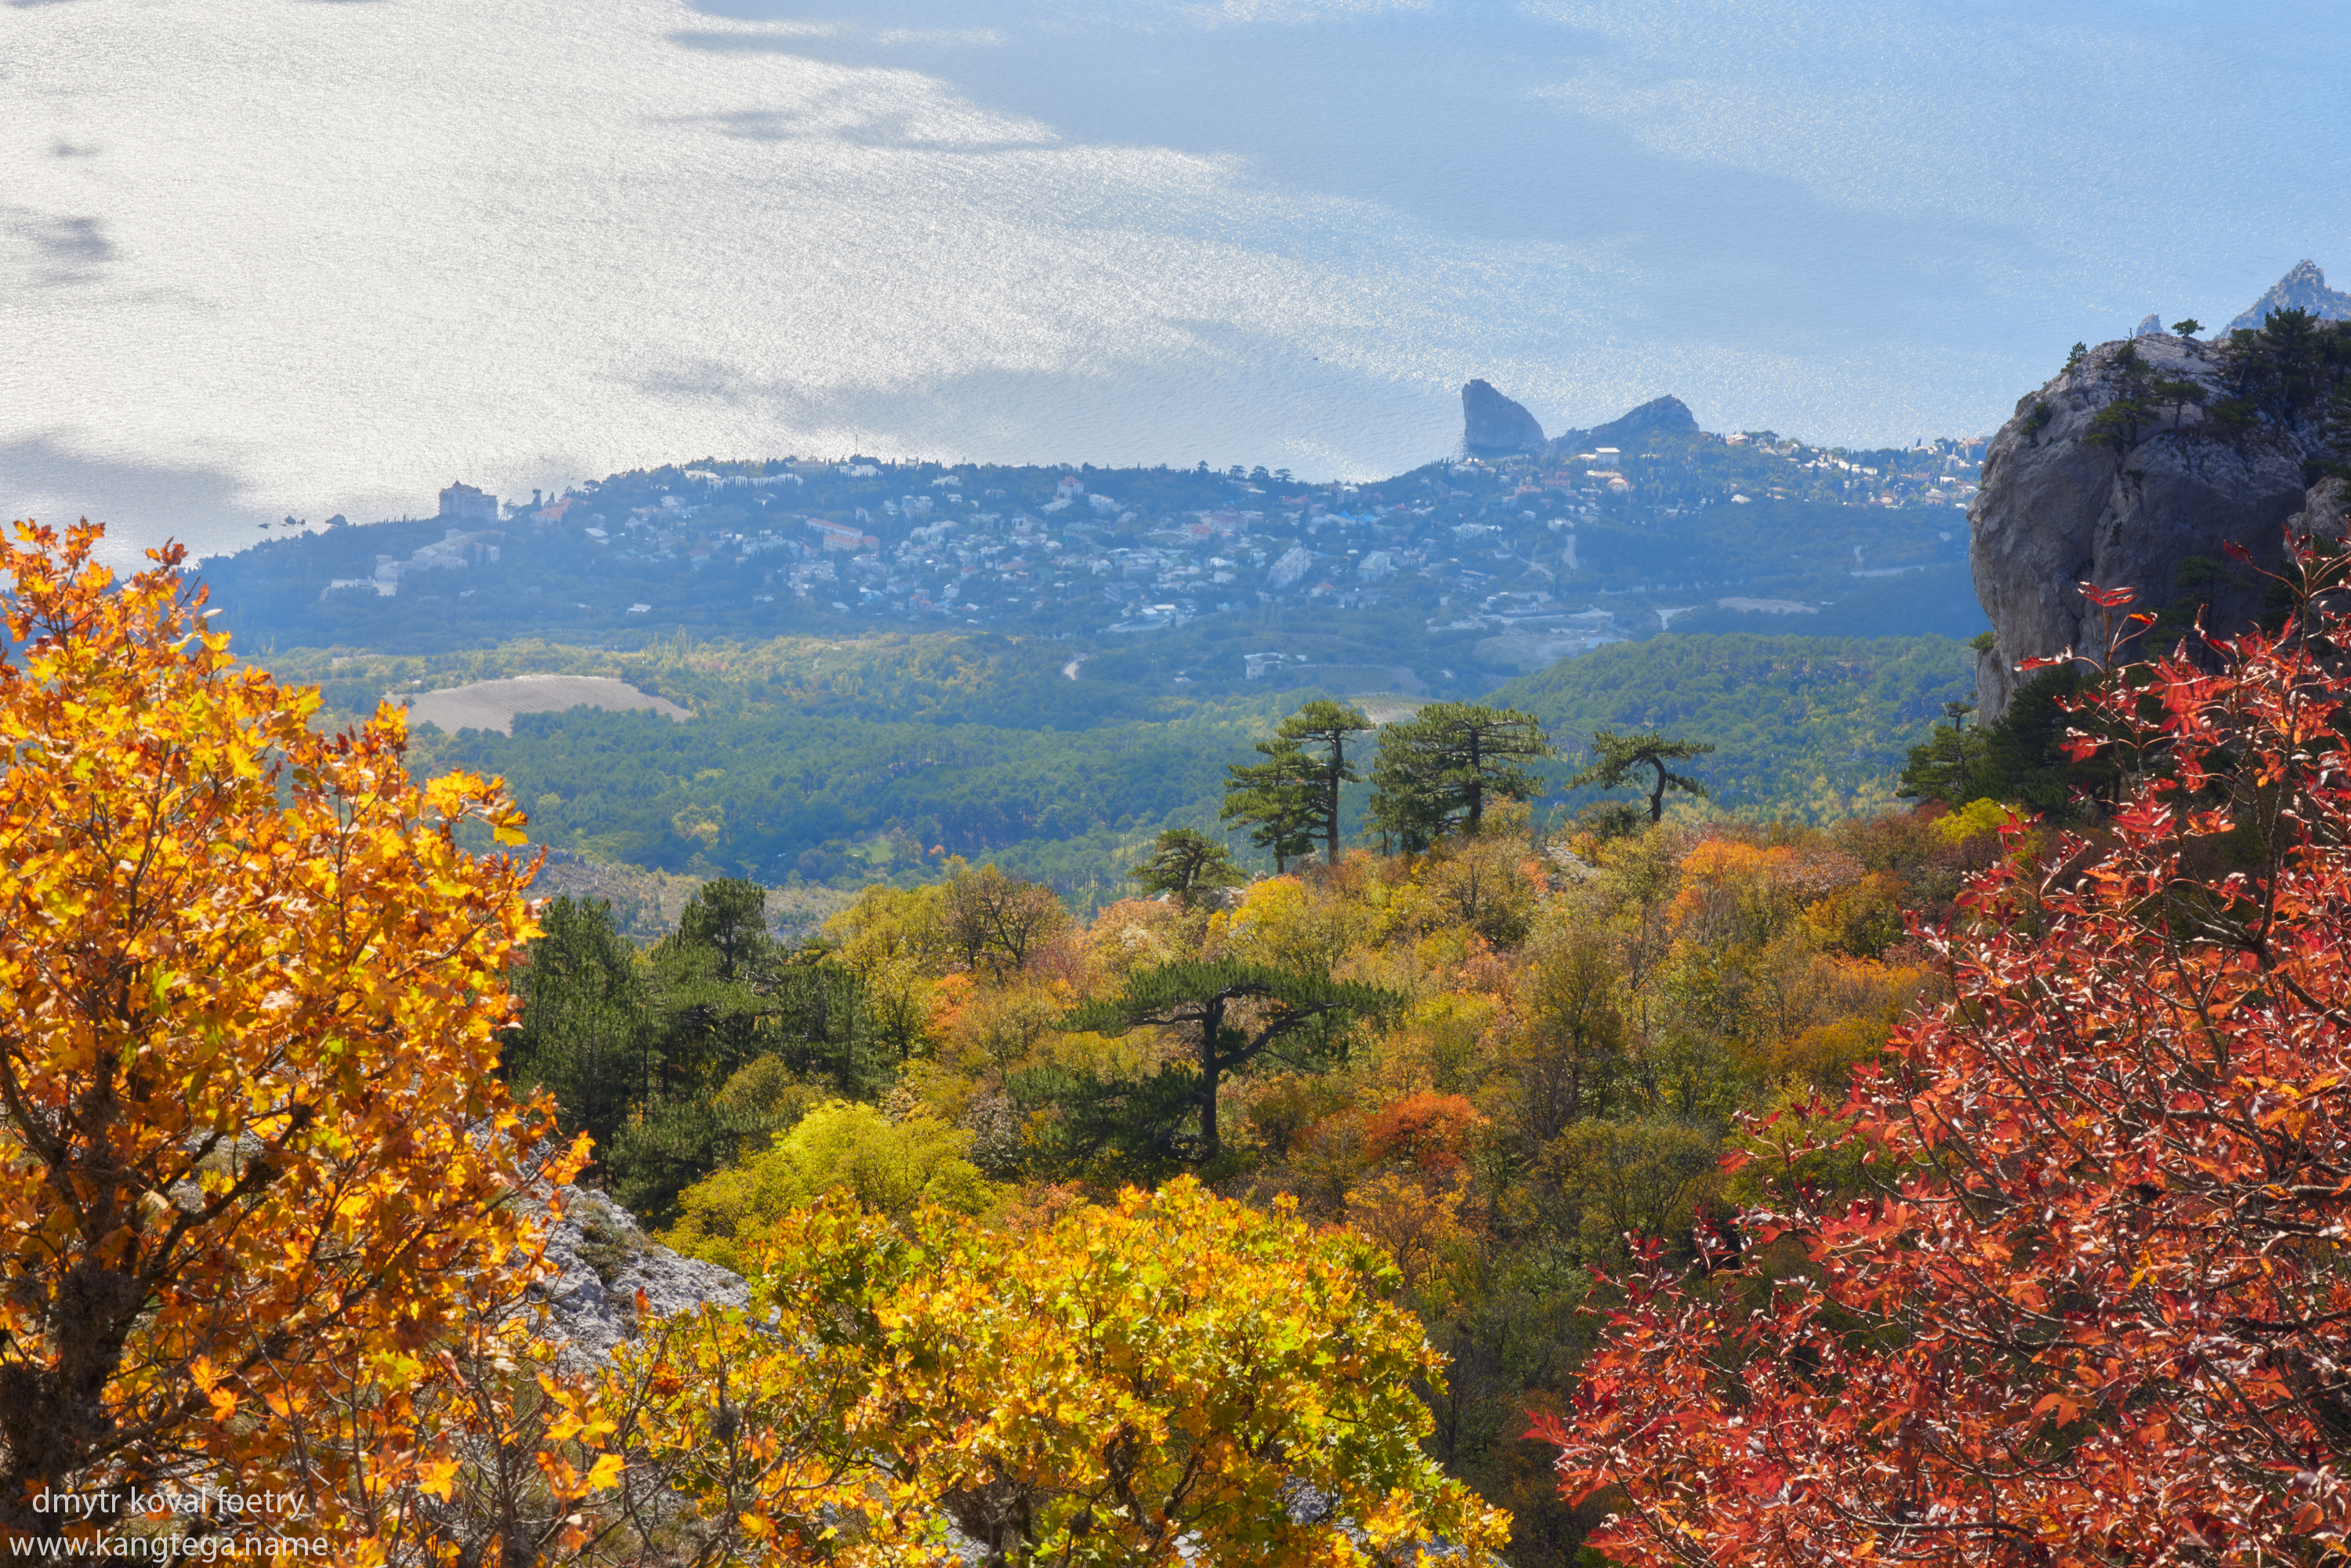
[736,473,1451,628]
[324,522,503,599]
[293,435,1982,642]
[522,436,1983,634]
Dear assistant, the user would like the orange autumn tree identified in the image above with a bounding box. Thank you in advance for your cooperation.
[1535,566,2351,1563]
[0,523,581,1548]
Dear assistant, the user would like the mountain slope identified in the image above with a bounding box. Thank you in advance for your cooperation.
[1491,633,1975,821]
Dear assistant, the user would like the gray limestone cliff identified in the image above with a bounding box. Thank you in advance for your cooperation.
[1968,330,2348,721]
[1462,379,1545,454]
[2228,259,2351,332]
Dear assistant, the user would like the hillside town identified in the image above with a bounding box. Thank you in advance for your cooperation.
[216,420,1980,674]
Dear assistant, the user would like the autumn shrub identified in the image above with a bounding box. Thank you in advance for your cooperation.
[1423,827,1542,947]
[1505,915,1630,1146]
[1214,872,1380,972]
[1287,1108,1374,1217]
[712,1052,827,1136]
[719,1177,1515,1565]
[1538,559,2351,1563]
[1374,986,1506,1099]
[663,1099,994,1270]
[1520,1117,1722,1263]
[1345,1168,1477,1311]
[1083,895,1198,979]
[1363,1090,1487,1175]
[1232,1069,1354,1160]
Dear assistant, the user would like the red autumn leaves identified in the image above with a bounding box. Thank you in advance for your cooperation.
[1536,554,2351,1565]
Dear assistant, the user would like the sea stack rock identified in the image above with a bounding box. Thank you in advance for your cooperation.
[1967,330,2344,722]
[1462,380,1545,454]
[2228,259,2351,331]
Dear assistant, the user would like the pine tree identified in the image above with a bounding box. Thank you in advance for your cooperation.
[1057,961,1392,1161]
[1129,827,1245,908]
[508,895,650,1165]
[1273,699,1376,864]
[1366,702,1552,851]
[1220,735,1318,871]
[1570,728,1715,823]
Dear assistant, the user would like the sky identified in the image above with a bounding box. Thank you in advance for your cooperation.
[5,0,2347,563]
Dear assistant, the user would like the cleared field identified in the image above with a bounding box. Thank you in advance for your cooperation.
[405,675,690,736]
[1471,632,1625,673]
[1716,596,1819,615]
[1349,693,1425,725]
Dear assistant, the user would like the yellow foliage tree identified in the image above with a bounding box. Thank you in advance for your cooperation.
[0,523,581,1551]
[826,882,952,1059]
[628,1177,1512,1565]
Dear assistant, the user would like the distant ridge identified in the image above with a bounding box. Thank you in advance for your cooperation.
[2229,259,2351,331]
[1548,394,1699,458]
[1460,387,1703,462]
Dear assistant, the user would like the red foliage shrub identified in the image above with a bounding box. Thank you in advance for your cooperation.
[1364,1092,1486,1175]
[1534,562,2351,1564]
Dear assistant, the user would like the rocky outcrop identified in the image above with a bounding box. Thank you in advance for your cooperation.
[532,1187,748,1364]
[2292,475,2351,540]
[1549,393,1700,458]
[2135,313,2164,338]
[1968,332,2338,720]
[2228,259,2351,332]
[1462,380,1545,454]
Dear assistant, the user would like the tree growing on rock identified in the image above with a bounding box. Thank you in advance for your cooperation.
[1128,827,1244,910]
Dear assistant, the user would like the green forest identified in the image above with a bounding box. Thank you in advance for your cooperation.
[1494,632,1979,820]
[354,628,1977,900]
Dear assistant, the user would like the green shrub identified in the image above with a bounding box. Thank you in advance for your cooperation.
[662,1099,995,1271]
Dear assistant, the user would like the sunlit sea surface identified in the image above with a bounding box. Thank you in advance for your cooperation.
[6,0,2347,563]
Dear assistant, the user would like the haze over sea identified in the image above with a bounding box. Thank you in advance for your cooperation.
[6,0,2346,564]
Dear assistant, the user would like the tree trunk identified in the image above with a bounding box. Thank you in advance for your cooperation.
[1465,730,1484,832]
[1324,747,1342,867]
[1196,994,1225,1162]
[1646,759,1667,822]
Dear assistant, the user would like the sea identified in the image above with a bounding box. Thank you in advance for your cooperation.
[5,0,2347,565]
